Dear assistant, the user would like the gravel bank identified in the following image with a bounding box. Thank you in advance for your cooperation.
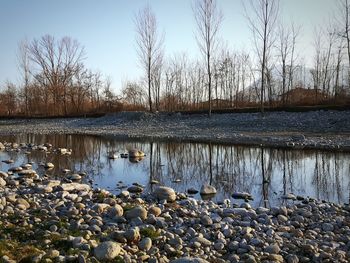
[0,142,349,262]
[0,110,350,151]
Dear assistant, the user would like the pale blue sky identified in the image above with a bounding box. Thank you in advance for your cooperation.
[0,0,335,93]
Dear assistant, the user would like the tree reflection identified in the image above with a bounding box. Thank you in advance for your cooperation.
[0,134,349,206]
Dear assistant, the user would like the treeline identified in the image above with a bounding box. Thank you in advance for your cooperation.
[0,36,120,117]
[1,0,350,117]
[122,0,350,113]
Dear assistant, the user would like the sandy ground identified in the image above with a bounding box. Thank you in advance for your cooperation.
[0,110,350,151]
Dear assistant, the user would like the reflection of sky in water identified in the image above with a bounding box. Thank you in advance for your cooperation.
[0,134,349,208]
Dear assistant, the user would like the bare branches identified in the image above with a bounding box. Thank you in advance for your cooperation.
[193,0,223,116]
[134,4,164,112]
[244,0,279,113]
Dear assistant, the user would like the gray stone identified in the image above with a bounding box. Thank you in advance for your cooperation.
[139,237,152,251]
[200,215,213,226]
[125,206,147,220]
[94,241,121,260]
[265,244,280,254]
[322,223,334,232]
[286,254,299,263]
[171,258,210,263]
[108,204,123,217]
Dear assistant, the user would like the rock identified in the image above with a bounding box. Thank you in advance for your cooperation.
[200,215,213,226]
[3,159,14,164]
[187,188,199,195]
[108,204,124,217]
[0,177,6,187]
[46,249,60,259]
[94,241,121,260]
[129,149,145,157]
[0,171,8,178]
[277,214,288,223]
[232,192,253,200]
[124,227,141,243]
[58,148,68,154]
[192,237,211,246]
[148,206,162,217]
[60,183,91,192]
[17,198,30,209]
[36,185,53,193]
[17,170,37,177]
[267,254,284,262]
[108,152,118,159]
[120,153,128,158]
[282,193,297,200]
[139,237,152,251]
[92,203,110,214]
[265,244,280,254]
[171,258,210,263]
[44,162,55,169]
[200,184,217,195]
[125,206,147,220]
[127,185,144,193]
[153,186,176,202]
[322,223,334,232]
[286,254,299,263]
[68,174,82,181]
[8,166,22,172]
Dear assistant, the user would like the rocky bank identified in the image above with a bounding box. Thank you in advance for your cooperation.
[0,142,349,262]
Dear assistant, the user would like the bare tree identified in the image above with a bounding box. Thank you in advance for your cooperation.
[17,39,31,116]
[135,4,164,112]
[27,35,85,115]
[244,0,279,114]
[335,0,350,88]
[193,0,223,117]
[276,22,300,105]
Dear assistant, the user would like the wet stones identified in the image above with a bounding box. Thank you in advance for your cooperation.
[187,188,199,195]
[232,192,253,200]
[199,184,217,195]
[127,185,144,194]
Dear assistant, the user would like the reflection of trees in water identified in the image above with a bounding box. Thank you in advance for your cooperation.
[312,151,347,203]
[148,143,350,205]
[2,134,349,204]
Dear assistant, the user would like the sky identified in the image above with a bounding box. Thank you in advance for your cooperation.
[0,0,336,93]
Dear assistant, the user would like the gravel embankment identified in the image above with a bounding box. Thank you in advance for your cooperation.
[0,142,349,262]
[0,110,350,151]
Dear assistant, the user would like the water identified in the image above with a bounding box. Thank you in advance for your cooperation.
[0,134,349,207]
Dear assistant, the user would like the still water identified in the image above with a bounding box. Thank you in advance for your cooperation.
[0,134,349,207]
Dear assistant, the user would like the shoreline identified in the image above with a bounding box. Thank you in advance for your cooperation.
[0,141,349,262]
[0,110,350,151]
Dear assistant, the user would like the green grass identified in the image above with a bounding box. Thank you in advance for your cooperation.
[140,227,160,240]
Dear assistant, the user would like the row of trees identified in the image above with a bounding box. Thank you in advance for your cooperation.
[127,0,350,113]
[0,36,120,116]
[1,0,350,116]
